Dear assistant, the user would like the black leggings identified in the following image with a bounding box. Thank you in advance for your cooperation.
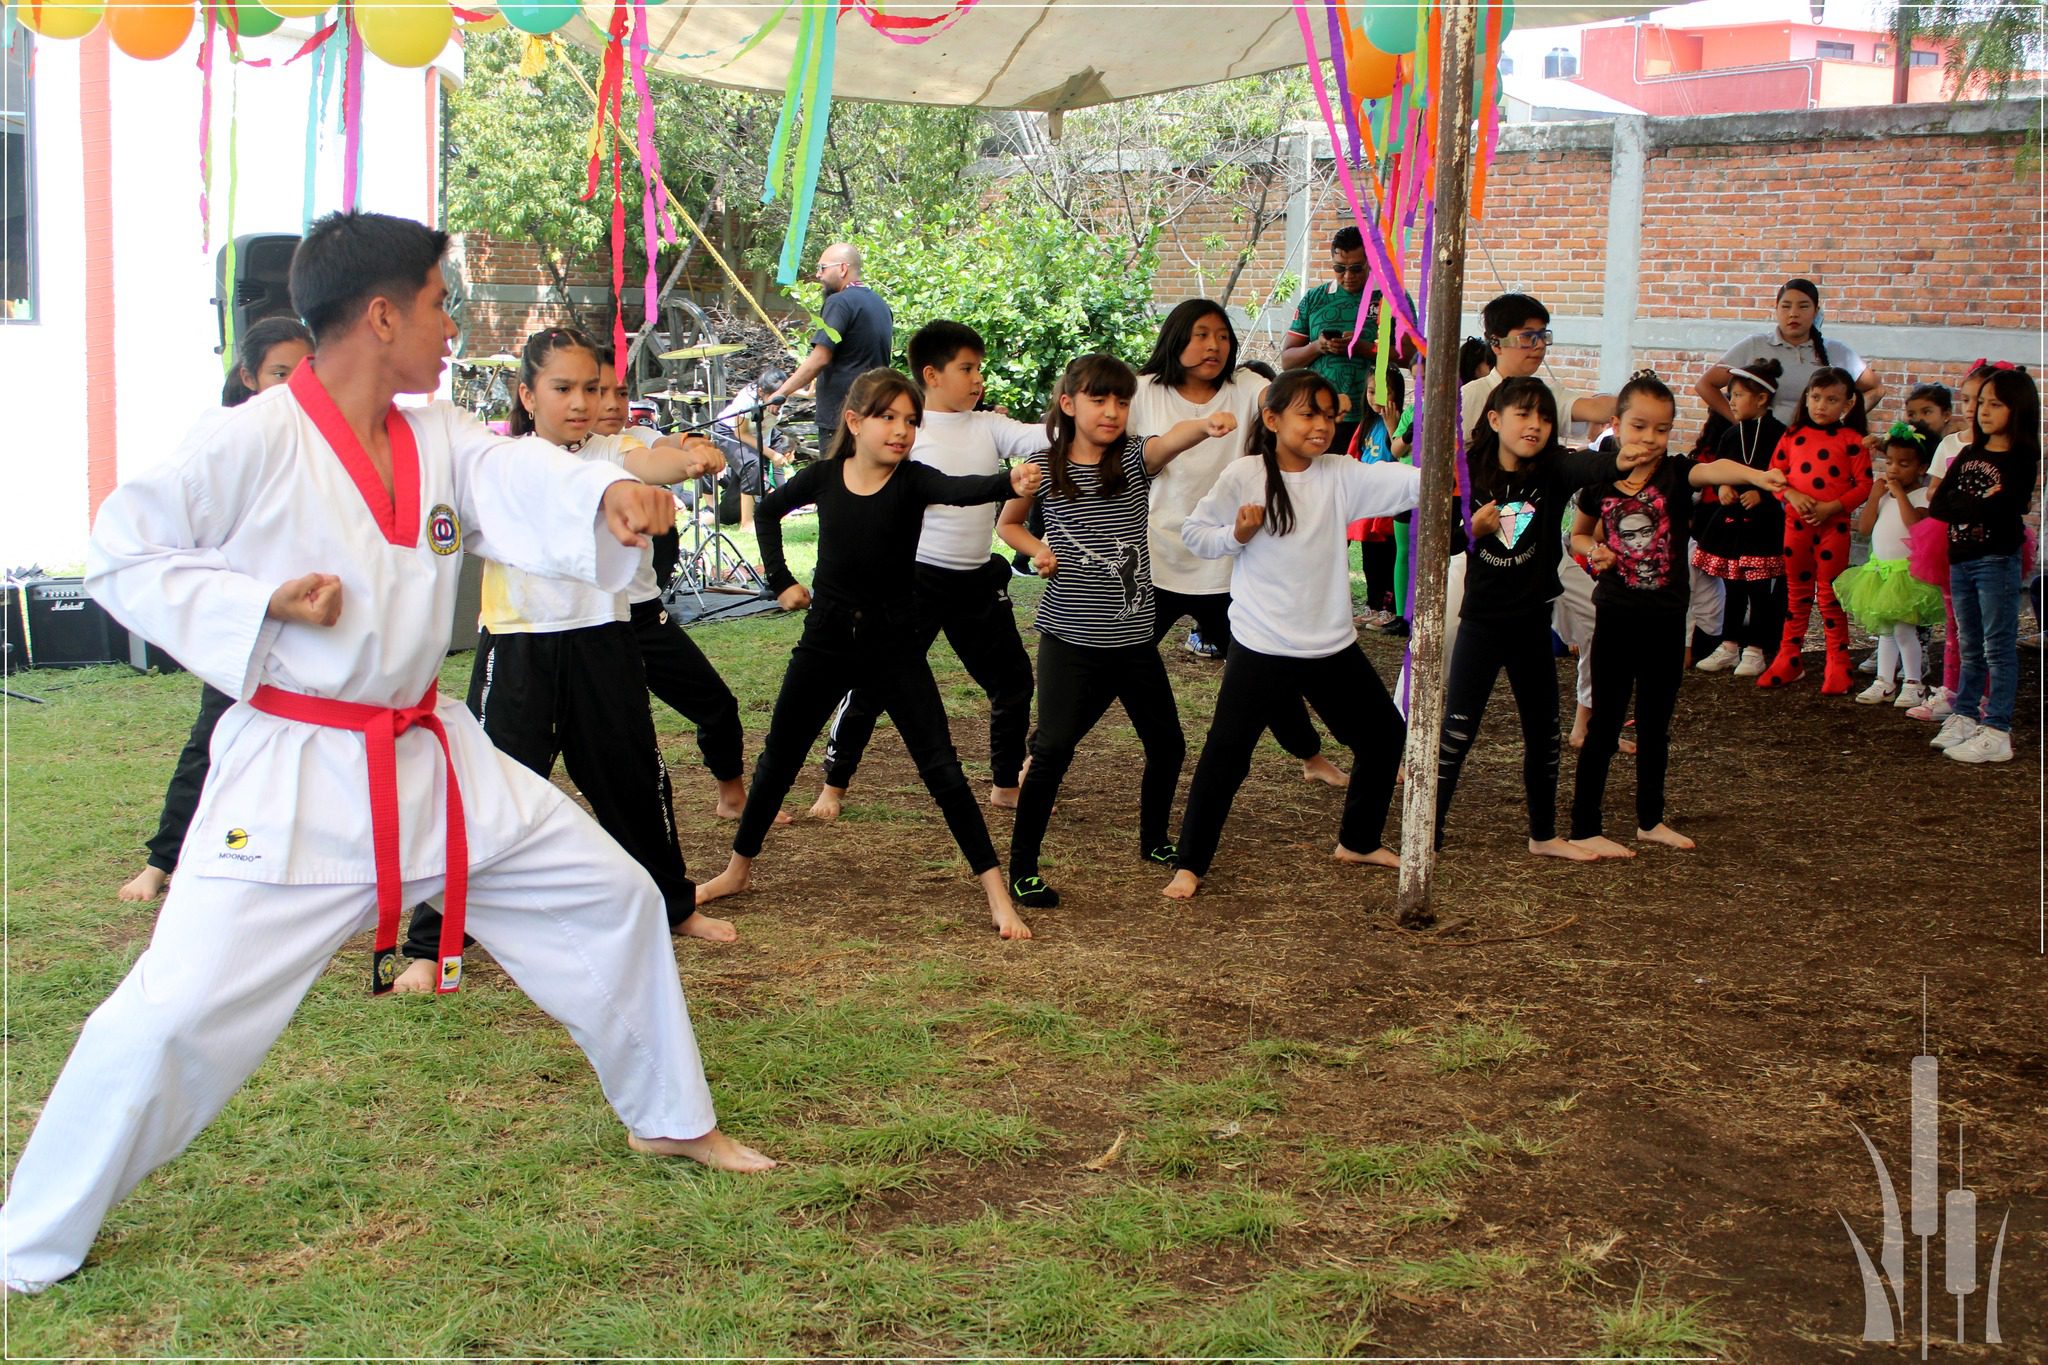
[1150,587,1324,762]
[1570,601,1684,840]
[631,597,745,782]
[822,557,1033,791]
[1361,537,1398,616]
[735,604,998,874]
[1434,609,1561,847]
[1721,577,1787,654]
[1174,642,1403,878]
[1009,634,1184,882]
[143,682,238,873]
[405,622,694,960]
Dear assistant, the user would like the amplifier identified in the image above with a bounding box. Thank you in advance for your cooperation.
[24,579,129,668]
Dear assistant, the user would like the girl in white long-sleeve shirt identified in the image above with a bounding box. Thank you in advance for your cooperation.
[1163,369,1421,900]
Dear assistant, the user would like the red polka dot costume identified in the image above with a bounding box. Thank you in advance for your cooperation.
[1757,423,1873,694]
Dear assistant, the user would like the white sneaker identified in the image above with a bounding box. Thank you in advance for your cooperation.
[1893,683,1928,709]
[1695,642,1740,673]
[1930,714,1980,749]
[1945,726,2013,764]
[1732,647,1768,678]
[1855,679,1896,705]
[1929,689,1955,720]
[1857,654,1879,675]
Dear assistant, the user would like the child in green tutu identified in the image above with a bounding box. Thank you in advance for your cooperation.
[1841,423,1944,706]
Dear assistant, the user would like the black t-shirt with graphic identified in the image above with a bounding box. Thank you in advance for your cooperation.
[1027,436,1156,647]
[1461,447,1621,621]
[1928,444,2040,563]
[1575,454,1700,613]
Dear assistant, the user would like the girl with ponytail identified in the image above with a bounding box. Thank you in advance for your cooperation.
[1163,369,1421,900]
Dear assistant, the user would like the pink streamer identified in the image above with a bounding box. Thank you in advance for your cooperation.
[841,0,981,44]
[341,9,363,210]
[198,4,216,251]
[630,0,674,330]
[1291,1,1421,351]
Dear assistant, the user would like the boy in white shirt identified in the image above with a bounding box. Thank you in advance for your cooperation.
[810,322,1044,819]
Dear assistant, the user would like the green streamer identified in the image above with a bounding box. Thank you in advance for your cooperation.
[760,4,812,205]
[222,65,240,374]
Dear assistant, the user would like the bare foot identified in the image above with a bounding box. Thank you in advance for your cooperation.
[695,855,753,906]
[988,784,1020,810]
[1568,835,1633,859]
[1333,843,1400,868]
[1568,710,1589,750]
[1529,836,1599,862]
[980,868,1033,939]
[715,796,790,825]
[391,957,439,994]
[1300,754,1349,787]
[808,785,846,822]
[675,910,738,942]
[1636,823,1696,850]
[1618,734,1638,755]
[628,1128,777,1172]
[1161,869,1201,899]
[118,866,169,902]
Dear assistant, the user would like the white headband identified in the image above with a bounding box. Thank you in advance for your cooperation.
[1729,366,1778,394]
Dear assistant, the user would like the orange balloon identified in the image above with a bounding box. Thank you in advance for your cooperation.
[13,0,104,39]
[109,0,195,59]
[1351,38,1399,100]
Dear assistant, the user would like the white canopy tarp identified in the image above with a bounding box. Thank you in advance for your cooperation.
[565,2,1662,110]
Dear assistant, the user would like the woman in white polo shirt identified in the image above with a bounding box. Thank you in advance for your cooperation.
[1695,277,1885,429]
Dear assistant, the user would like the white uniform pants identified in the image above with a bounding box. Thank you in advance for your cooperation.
[1687,560,1726,640]
[2,799,716,1293]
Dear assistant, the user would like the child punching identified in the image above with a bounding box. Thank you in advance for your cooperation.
[1838,424,1942,707]
[1163,369,1420,899]
[695,368,1044,939]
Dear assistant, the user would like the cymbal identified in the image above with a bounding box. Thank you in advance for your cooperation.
[460,353,520,368]
[657,342,745,360]
[642,388,710,402]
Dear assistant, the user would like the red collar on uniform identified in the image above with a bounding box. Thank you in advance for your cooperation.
[289,358,422,549]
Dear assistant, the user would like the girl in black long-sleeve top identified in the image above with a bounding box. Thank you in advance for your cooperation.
[695,369,1044,938]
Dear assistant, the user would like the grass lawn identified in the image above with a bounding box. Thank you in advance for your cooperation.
[4,514,2041,1357]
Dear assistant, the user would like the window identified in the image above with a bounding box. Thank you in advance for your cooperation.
[1815,40,1856,61]
[2,33,34,322]
[1911,49,1940,67]
[1874,43,1889,64]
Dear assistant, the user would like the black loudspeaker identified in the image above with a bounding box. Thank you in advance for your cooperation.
[2,583,24,675]
[23,579,128,668]
[214,233,302,355]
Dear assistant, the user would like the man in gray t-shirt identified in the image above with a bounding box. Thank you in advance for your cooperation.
[766,242,895,443]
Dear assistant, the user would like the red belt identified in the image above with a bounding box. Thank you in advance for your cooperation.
[249,683,468,995]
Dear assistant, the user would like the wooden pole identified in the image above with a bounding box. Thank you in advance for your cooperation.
[1394,1,1480,929]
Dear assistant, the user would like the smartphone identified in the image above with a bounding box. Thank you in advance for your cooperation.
[1321,329,1345,342]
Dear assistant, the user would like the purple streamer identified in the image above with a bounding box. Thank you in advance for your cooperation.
[1326,4,1362,168]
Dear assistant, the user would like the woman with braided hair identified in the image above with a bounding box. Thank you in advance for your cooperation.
[1694,278,1884,431]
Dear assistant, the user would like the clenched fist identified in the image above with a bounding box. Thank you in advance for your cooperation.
[1205,410,1240,440]
[603,480,677,547]
[267,572,343,627]
[1011,463,1045,497]
[1233,502,1266,544]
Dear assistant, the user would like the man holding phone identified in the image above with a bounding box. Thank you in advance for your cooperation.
[1282,226,1377,456]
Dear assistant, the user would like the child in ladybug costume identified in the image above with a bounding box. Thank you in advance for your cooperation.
[1756,367,1873,694]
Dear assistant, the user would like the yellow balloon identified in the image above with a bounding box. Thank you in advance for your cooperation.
[260,0,331,17]
[13,0,104,38]
[354,0,452,66]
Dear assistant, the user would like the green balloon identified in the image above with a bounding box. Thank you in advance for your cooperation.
[1362,4,1418,55]
[217,0,284,37]
[1472,60,1507,118]
[500,0,578,35]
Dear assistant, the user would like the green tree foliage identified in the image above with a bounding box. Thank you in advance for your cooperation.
[1889,1,2043,100]
[813,196,1158,421]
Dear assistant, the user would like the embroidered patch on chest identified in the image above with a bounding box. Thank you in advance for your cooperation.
[427,503,463,556]
[1495,500,1534,550]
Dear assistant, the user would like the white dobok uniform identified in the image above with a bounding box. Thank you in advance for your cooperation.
[1,363,718,1294]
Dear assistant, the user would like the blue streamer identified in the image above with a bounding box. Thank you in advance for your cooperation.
[775,10,835,287]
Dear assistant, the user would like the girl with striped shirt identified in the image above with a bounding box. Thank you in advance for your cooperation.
[996,354,1238,909]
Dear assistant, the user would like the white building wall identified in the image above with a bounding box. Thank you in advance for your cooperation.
[1,25,457,568]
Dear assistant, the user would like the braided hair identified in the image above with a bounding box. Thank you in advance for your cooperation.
[1778,277,1868,433]
[510,325,601,437]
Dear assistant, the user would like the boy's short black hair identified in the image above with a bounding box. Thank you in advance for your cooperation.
[1481,292,1550,346]
[1332,226,1363,253]
[908,320,984,383]
[289,211,451,343]
[1240,359,1277,382]
[1907,382,1952,412]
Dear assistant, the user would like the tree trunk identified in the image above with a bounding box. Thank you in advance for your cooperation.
[1395,4,1481,929]
[1892,5,1913,104]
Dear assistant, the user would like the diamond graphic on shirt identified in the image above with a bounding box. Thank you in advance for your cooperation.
[1494,499,1534,551]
